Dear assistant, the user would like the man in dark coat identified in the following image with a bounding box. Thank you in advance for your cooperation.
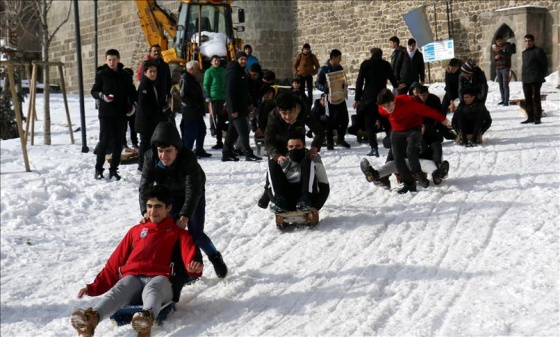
[222,51,261,162]
[492,36,515,106]
[138,44,172,110]
[458,60,488,104]
[520,34,548,124]
[353,47,399,157]
[91,49,137,181]
[139,121,228,280]
[135,61,169,171]
[179,60,211,158]
[389,36,404,83]
[316,49,350,149]
[442,58,462,116]
[452,90,492,146]
[398,38,425,95]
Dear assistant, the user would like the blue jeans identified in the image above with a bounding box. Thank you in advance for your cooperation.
[180,117,207,153]
[496,68,510,103]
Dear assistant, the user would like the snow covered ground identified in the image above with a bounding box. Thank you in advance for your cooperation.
[1,75,559,337]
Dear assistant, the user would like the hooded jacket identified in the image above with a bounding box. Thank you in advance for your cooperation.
[139,122,205,218]
[91,63,137,119]
[86,216,201,297]
[293,51,320,77]
[135,76,166,134]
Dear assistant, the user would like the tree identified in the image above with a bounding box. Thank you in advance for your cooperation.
[2,0,72,145]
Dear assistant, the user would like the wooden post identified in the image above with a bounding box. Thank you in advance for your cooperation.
[26,60,74,145]
[4,62,31,172]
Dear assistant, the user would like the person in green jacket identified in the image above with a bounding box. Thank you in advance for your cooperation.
[203,55,227,149]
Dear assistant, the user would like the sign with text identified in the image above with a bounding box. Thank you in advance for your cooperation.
[423,40,455,63]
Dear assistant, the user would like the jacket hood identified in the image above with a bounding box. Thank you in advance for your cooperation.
[150,121,183,150]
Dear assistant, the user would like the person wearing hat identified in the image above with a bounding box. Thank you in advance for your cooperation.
[458,60,488,105]
[222,50,262,161]
[292,43,320,110]
[243,44,259,72]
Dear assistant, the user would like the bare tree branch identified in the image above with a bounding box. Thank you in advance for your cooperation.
[48,1,72,45]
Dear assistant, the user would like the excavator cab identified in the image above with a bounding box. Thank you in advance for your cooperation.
[174,0,244,70]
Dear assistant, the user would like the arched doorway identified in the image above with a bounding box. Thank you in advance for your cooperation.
[490,24,516,80]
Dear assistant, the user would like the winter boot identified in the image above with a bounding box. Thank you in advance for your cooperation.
[196,150,212,158]
[414,171,429,188]
[70,307,100,337]
[211,142,223,150]
[336,139,351,148]
[221,152,239,162]
[367,147,380,157]
[432,160,450,185]
[258,190,270,209]
[270,196,288,214]
[209,252,228,278]
[245,153,262,161]
[360,158,380,182]
[131,309,154,337]
[108,169,121,181]
[397,182,417,194]
[296,194,311,212]
[94,169,104,180]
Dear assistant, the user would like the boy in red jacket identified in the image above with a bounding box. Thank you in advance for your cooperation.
[70,185,202,337]
[377,89,451,193]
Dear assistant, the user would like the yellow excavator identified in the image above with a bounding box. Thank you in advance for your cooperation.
[135,0,245,69]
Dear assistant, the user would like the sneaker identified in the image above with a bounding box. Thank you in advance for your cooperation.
[397,182,417,194]
[373,176,391,190]
[414,171,430,188]
[503,102,509,106]
[233,148,244,156]
[245,153,262,161]
[70,307,100,337]
[360,158,380,182]
[196,150,212,158]
[108,169,121,181]
[367,147,380,157]
[432,161,449,185]
[221,153,239,162]
[520,119,534,124]
[209,252,228,278]
[497,101,504,105]
[131,309,154,337]
[296,195,311,212]
[337,139,351,148]
[270,196,288,214]
[211,143,223,150]
[94,169,104,180]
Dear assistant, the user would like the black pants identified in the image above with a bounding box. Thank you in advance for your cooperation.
[454,112,490,142]
[299,75,314,111]
[326,101,349,145]
[138,131,154,170]
[96,118,126,171]
[358,100,391,149]
[522,82,543,121]
[123,113,138,148]
[391,127,422,184]
[267,158,312,210]
[223,116,254,156]
[210,99,227,144]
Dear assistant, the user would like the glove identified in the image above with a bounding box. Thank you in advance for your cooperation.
[127,102,136,117]
[99,93,114,103]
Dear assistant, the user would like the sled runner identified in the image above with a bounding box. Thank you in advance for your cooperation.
[275,211,319,230]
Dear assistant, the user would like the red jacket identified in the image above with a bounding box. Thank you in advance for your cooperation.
[378,95,445,132]
[86,216,201,296]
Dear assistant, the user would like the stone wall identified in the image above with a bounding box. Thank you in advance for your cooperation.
[293,0,558,86]
[45,0,558,93]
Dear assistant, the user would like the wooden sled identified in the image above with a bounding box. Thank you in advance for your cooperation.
[106,148,139,164]
[325,70,347,105]
[275,211,319,230]
[455,133,483,144]
[110,301,175,327]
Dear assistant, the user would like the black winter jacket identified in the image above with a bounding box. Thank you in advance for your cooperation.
[226,61,250,118]
[444,70,460,100]
[400,50,425,85]
[91,63,136,119]
[264,91,325,159]
[140,58,172,104]
[522,45,548,84]
[459,68,488,103]
[355,58,398,104]
[390,46,405,81]
[135,76,166,134]
[139,122,205,218]
[180,71,205,121]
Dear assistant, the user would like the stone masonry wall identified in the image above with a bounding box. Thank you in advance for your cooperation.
[46,0,557,93]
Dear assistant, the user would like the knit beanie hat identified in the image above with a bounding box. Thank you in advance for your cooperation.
[235,51,248,60]
[303,43,311,49]
[461,61,475,74]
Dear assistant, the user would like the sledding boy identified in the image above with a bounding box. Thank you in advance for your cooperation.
[451,90,492,146]
[267,134,330,224]
[70,185,202,337]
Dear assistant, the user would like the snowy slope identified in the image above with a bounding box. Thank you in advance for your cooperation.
[1,77,559,337]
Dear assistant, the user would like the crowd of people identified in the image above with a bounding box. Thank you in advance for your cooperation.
[75,32,549,336]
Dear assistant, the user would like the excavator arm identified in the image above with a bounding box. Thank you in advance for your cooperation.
[136,0,178,50]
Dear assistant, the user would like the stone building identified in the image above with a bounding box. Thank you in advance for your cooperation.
[44,0,558,93]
